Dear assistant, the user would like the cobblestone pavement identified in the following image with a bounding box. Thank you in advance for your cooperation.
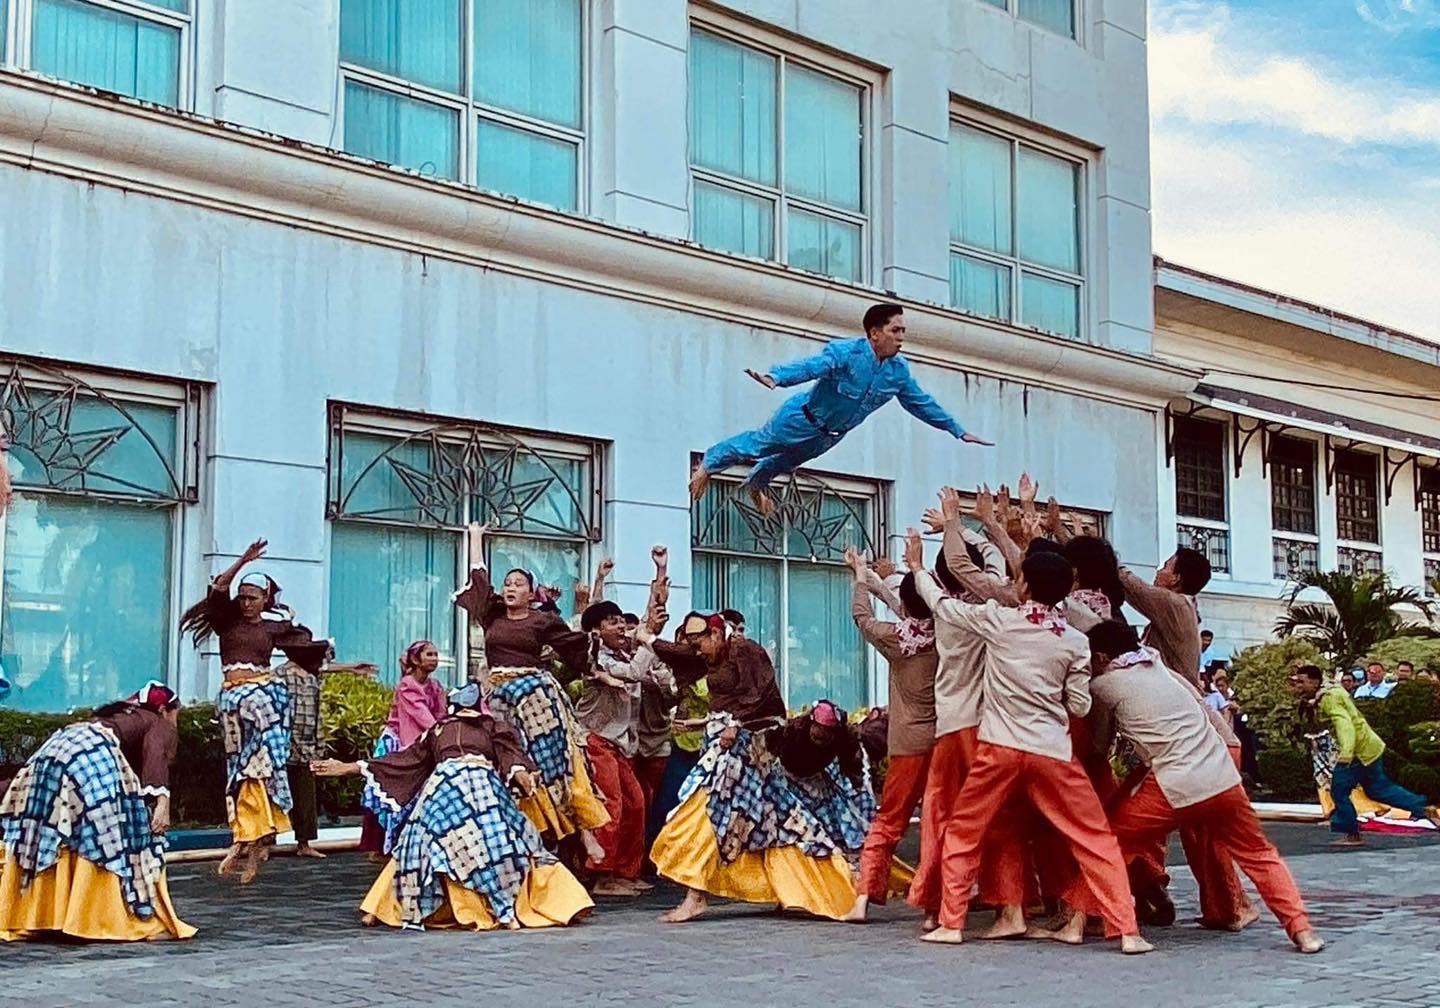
[3,824,1438,1008]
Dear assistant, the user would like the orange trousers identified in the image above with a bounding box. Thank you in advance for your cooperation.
[1110,778,1311,939]
[857,751,930,902]
[937,742,1137,935]
[586,735,646,879]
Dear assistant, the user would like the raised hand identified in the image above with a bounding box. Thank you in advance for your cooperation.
[996,484,1012,521]
[903,527,925,573]
[921,507,944,534]
[596,558,615,580]
[939,486,962,522]
[242,538,269,564]
[745,368,778,390]
[975,485,995,525]
[873,555,897,580]
[961,432,994,447]
[651,544,669,570]
[1045,496,1063,534]
[574,582,592,607]
[843,545,866,575]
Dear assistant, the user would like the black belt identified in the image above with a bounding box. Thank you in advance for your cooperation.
[802,404,843,437]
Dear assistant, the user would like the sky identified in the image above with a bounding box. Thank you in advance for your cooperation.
[1149,1,1440,339]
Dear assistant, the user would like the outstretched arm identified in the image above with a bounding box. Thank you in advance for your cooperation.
[896,371,968,439]
[766,342,841,388]
[213,538,267,592]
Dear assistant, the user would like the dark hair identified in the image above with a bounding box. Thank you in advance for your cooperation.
[898,572,932,620]
[1021,552,1074,606]
[1026,537,1065,558]
[504,568,536,590]
[1064,535,1124,615]
[720,608,745,626]
[1296,664,1324,684]
[179,575,281,646]
[1172,547,1212,595]
[1201,629,1215,639]
[862,302,903,334]
[622,613,640,627]
[581,600,624,633]
[1086,620,1140,662]
[1397,660,1414,670]
[933,554,963,596]
[964,541,986,571]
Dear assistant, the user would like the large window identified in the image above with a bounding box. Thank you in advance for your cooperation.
[2,0,190,107]
[339,0,584,210]
[948,121,1083,339]
[1269,434,1318,580]
[692,471,883,711]
[0,358,200,712]
[1420,467,1439,597]
[981,0,1078,39]
[1333,448,1379,546]
[688,26,868,282]
[326,404,601,684]
[1172,415,1228,575]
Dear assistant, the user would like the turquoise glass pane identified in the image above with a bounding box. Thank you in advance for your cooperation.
[1018,0,1075,38]
[689,30,777,185]
[1,495,171,712]
[6,395,177,498]
[949,124,1012,253]
[336,432,459,526]
[785,491,870,563]
[693,479,779,556]
[475,118,577,210]
[950,253,1012,322]
[783,64,861,211]
[339,0,462,93]
[328,522,460,684]
[1021,272,1080,338]
[32,0,180,107]
[693,553,782,669]
[343,80,459,179]
[785,565,865,710]
[786,208,860,282]
[1,0,8,58]
[469,448,586,537]
[473,0,581,128]
[1018,146,1079,272]
[693,180,774,260]
[487,535,583,619]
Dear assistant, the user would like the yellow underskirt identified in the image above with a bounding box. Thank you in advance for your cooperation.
[651,790,857,920]
[359,858,593,930]
[889,857,916,898]
[231,778,292,843]
[1319,786,1413,821]
[0,849,196,943]
[519,739,611,840]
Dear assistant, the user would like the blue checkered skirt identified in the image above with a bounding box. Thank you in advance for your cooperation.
[787,759,878,860]
[673,717,840,864]
[360,731,412,854]
[0,722,167,918]
[390,755,556,926]
[486,667,583,817]
[218,675,294,822]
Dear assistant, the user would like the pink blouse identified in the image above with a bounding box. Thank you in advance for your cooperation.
[385,675,449,748]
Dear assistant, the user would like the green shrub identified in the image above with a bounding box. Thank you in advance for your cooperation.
[1230,638,1330,752]
[1255,748,1315,802]
[318,674,395,816]
[1362,639,1440,675]
[1408,721,1440,763]
[1394,761,1440,803]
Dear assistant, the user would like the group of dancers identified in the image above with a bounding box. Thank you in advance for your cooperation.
[0,302,1330,953]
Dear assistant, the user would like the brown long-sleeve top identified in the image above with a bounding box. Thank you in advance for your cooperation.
[763,717,864,785]
[97,706,178,796]
[360,711,536,810]
[851,580,937,756]
[206,584,324,670]
[1118,568,1202,686]
[650,637,786,730]
[452,567,590,675]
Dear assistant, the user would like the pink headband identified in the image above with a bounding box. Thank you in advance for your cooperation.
[403,640,436,667]
[811,701,841,727]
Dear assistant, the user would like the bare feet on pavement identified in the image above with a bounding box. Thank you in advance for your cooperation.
[660,890,709,924]
[1120,934,1155,955]
[920,927,964,945]
[841,895,869,923]
[980,904,1026,940]
[1293,929,1326,954]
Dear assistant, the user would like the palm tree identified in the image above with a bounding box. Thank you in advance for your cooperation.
[1275,570,1437,671]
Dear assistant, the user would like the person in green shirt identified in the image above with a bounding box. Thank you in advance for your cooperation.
[1292,665,1439,846]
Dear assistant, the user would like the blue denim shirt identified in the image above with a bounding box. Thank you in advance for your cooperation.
[768,337,966,438]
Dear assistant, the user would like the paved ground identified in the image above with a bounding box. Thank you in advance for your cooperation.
[4,823,1439,1008]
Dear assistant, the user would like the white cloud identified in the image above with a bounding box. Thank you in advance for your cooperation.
[1355,0,1440,33]
[1149,4,1440,340]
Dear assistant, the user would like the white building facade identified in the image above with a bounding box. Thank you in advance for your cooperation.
[0,0,1189,713]
[1155,260,1440,660]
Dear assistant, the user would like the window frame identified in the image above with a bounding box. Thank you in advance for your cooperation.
[337,0,590,211]
[0,353,202,709]
[685,13,878,283]
[946,113,1089,339]
[326,402,605,683]
[1332,447,1381,548]
[2,0,194,109]
[690,463,887,706]
[980,0,1083,43]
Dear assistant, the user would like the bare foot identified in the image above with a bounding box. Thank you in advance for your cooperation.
[689,466,712,502]
[239,843,266,884]
[628,878,656,891]
[1120,934,1155,955]
[919,926,964,945]
[660,890,709,924]
[1026,910,1084,945]
[1330,834,1364,848]
[1198,904,1260,933]
[749,489,777,518]
[841,895,869,924]
[593,877,640,897]
[581,830,606,863]
[981,904,1026,940]
[1293,929,1325,954]
[366,852,387,865]
[217,844,242,878]
[360,913,378,928]
[920,915,939,934]
[296,845,327,860]
[506,919,522,931]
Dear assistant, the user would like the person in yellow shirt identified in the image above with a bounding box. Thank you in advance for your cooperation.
[1291,665,1439,846]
